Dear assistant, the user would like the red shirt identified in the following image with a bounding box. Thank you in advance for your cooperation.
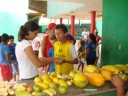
[44,35,52,57]
[96,35,102,45]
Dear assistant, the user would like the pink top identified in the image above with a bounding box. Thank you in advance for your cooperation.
[31,37,41,51]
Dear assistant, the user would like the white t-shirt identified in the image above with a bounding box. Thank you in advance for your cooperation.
[16,39,38,79]
[81,31,90,40]
[31,37,41,51]
[70,44,78,60]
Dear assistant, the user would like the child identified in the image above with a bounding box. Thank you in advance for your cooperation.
[86,34,96,65]
[54,24,78,75]
[0,33,12,81]
[8,35,19,81]
[77,40,86,72]
[48,34,57,73]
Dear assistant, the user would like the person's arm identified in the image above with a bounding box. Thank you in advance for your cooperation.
[86,48,90,55]
[64,44,78,64]
[6,54,12,63]
[5,47,12,63]
[111,75,125,96]
[40,37,46,57]
[64,58,78,64]
[24,46,63,68]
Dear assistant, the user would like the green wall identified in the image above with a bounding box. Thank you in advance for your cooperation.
[101,0,128,66]
[0,0,28,43]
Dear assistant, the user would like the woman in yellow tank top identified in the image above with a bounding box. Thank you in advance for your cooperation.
[54,24,78,75]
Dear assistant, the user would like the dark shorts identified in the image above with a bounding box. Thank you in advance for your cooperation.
[0,64,13,81]
[86,58,96,65]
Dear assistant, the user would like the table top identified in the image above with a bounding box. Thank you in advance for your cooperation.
[18,80,116,96]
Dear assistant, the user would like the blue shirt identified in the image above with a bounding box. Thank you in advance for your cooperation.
[0,44,11,65]
[8,43,17,60]
[48,47,55,72]
[86,41,96,58]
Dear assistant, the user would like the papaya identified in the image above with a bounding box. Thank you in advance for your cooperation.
[100,69,112,80]
[84,73,105,87]
[102,65,122,75]
[83,65,99,73]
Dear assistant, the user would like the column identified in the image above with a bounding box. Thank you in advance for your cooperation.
[60,18,63,24]
[90,11,96,33]
[71,15,75,37]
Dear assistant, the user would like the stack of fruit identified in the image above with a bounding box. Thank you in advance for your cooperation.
[33,72,73,96]
[83,64,128,87]
[0,81,35,96]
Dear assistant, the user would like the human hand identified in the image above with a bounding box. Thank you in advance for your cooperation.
[111,75,126,89]
[54,58,64,64]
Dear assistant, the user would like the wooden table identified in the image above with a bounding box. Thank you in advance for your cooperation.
[18,80,116,96]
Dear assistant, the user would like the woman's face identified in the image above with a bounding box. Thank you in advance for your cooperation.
[55,29,67,42]
[29,30,38,40]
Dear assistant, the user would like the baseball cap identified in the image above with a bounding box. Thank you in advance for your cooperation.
[48,23,56,29]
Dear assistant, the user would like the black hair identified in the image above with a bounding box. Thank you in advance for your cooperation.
[0,36,1,43]
[1,33,9,42]
[80,40,86,46]
[89,34,96,44]
[55,24,68,33]
[9,35,14,39]
[18,20,39,41]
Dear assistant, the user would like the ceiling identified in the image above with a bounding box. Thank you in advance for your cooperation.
[29,0,102,20]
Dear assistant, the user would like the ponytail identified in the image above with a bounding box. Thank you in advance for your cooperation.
[18,20,39,42]
[18,25,28,41]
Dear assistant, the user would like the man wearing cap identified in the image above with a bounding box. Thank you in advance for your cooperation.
[40,23,56,73]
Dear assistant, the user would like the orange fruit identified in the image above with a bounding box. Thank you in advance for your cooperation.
[33,85,42,92]
[73,73,88,88]
[58,86,67,94]
[26,86,33,93]
[49,82,57,89]
[34,77,42,83]
[42,73,49,80]
[69,71,76,79]
[40,82,49,90]
[53,77,59,85]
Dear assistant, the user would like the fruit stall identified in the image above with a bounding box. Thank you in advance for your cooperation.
[17,80,116,96]
[0,64,127,96]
